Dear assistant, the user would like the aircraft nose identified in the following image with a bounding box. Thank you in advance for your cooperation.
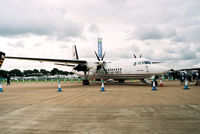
[151,64,169,74]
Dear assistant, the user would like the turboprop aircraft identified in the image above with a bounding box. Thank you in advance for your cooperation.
[0,45,169,85]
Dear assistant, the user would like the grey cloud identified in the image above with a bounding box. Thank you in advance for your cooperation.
[173,27,200,43]
[179,26,200,43]
[173,35,186,42]
[0,0,83,39]
[88,24,101,35]
[129,26,176,40]
[0,20,83,39]
[34,43,42,47]
[106,0,127,7]
[130,42,200,63]
[182,49,197,60]
[60,44,70,49]
[7,41,24,48]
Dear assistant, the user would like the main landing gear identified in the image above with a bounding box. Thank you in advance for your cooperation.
[82,71,90,85]
[82,79,90,85]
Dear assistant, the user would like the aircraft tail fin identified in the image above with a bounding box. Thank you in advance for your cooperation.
[72,45,79,60]
[0,52,5,68]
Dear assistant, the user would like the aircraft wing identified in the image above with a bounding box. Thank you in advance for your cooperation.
[5,56,87,65]
[0,51,90,71]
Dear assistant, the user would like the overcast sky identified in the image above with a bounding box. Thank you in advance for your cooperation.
[1,0,200,71]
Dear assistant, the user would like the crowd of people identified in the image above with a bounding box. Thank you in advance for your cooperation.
[167,71,200,82]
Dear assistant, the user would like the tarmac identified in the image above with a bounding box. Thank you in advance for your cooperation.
[0,80,200,134]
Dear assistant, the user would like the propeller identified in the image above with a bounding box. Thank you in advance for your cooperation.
[133,54,142,58]
[133,54,137,58]
[94,51,108,74]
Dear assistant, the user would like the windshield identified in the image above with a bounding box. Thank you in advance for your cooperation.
[144,61,151,64]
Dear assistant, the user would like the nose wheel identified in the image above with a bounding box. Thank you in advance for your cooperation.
[82,79,90,85]
[82,71,90,85]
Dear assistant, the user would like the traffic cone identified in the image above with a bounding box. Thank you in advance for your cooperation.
[57,80,62,92]
[100,79,105,92]
[159,77,163,87]
[152,79,157,91]
[0,82,3,92]
[184,77,189,90]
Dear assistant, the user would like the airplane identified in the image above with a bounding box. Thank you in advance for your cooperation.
[0,45,169,85]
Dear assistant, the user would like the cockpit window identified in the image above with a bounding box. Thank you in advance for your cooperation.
[133,62,136,66]
[144,61,151,64]
[138,61,142,65]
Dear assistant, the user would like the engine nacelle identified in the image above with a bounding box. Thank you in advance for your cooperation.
[86,61,97,70]
[73,61,97,72]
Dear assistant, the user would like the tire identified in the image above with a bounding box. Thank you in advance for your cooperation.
[82,79,90,85]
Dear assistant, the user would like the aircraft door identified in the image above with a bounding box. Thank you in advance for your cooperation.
[145,66,149,72]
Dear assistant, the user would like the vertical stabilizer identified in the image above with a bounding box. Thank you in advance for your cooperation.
[72,45,79,60]
[0,52,5,69]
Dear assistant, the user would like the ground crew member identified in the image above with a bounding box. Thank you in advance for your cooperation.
[7,74,10,86]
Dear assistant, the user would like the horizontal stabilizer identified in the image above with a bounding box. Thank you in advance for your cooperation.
[0,52,5,68]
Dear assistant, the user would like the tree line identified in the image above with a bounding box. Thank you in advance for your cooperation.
[0,68,74,77]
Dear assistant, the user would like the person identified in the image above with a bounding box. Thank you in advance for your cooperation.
[7,74,10,86]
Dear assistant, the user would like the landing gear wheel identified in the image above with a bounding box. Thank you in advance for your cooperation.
[82,79,90,85]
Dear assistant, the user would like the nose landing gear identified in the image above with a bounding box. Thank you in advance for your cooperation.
[82,79,90,85]
[82,71,90,85]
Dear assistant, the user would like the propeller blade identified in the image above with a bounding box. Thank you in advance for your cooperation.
[140,54,142,58]
[133,54,137,58]
[101,52,106,61]
[95,69,99,74]
[94,51,100,61]
[102,65,108,74]
[95,65,101,74]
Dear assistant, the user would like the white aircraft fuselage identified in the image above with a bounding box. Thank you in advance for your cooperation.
[75,58,169,80]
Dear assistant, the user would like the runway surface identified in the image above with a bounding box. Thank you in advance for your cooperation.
[0,80,200,133]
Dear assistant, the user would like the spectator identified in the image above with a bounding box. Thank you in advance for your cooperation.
[7,74,10,86]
